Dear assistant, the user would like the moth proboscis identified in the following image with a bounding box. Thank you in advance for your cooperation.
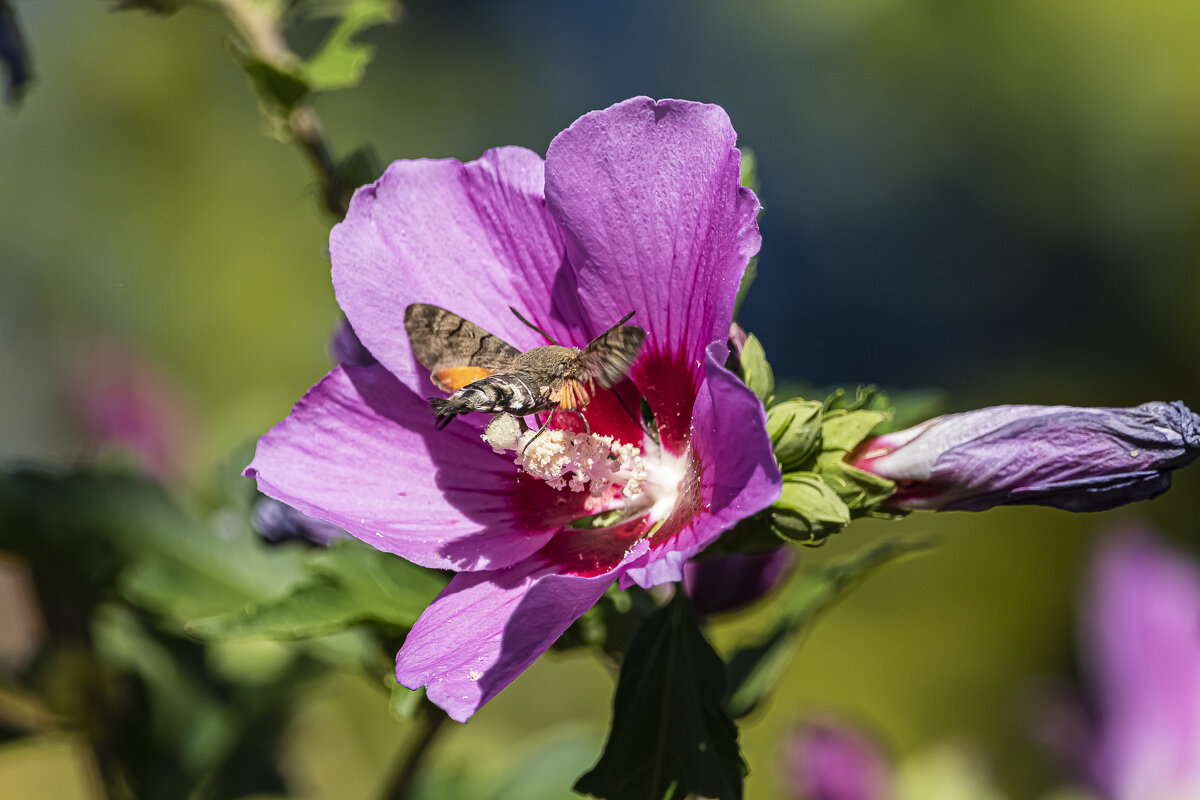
[403,303,646,433]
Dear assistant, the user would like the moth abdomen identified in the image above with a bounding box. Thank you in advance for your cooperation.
[429,372,547,428]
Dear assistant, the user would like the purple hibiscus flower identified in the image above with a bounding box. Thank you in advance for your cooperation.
[1074,530,1200,800]
[850,402,1200,512]
[246,97,781,722]
[783,719,892,800]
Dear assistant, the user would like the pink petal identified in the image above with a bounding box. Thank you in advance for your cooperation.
[246,365,587,572]
[330,147,589,391]
[396,532,648,722]
[545,97,761,449]
[621,344,781,589]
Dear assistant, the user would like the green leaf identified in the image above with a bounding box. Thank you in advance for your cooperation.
[820,409,888,453]
[0,467,308,622]
[575,593,745,800]
[769,473,851,543]
[188,538,445,640]
[485,729,603,800]
[766,399,823,471]
[724,538,931,719]
[302,0,399,90]
[735,334,774,406]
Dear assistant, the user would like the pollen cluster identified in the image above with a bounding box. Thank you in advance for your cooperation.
[482,414,645,498]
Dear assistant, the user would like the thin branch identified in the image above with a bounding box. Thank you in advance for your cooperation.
[213,0,351,217]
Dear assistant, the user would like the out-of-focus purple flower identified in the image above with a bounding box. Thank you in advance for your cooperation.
[67,345,195,481]
[252,496,346,547]
[850,402,1200,512]
[683,547,794,616]
[246,97,781,721]
[784,719,892,800]
[1077,529,1200,800]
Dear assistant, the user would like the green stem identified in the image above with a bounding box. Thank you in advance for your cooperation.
[379,702,448,800]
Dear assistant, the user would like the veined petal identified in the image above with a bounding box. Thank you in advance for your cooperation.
[331,147,589,391]
[396,529,648,722]
[545,97,761,449]
[621,343,781,589]
[246,365,587,572]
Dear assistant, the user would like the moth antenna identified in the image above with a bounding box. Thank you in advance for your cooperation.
[509,307,560,345]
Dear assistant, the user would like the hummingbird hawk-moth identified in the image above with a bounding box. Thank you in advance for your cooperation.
[404,303,646,430]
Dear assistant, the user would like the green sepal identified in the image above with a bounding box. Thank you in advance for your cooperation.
[769,473,851,544]
[575,593,745,800]
[814,452,897,512]
[735,334,774,406]
[723,537,932,719]
[820,409,887,452]
[766,398,823,471]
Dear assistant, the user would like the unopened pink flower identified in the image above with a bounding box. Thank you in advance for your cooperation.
[247,97,781,721]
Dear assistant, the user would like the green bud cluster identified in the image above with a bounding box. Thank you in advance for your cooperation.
[735,335,902,547]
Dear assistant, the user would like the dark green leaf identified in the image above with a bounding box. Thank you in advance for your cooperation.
[575,593,745,800]
[724,538,931,718]
[767,399,823,471]
[188,538,445,640]
[735,334,773,406]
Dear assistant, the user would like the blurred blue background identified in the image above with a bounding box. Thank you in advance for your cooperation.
[2,1,1199,797]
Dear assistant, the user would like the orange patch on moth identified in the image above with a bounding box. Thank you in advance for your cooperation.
[553,378,593,411]
[433,366,494,392]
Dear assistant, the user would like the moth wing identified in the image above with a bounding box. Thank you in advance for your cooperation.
[404,304,522,388]
[575,313,646,388]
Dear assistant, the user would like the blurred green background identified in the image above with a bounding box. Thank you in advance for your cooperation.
[2,1,1199,798]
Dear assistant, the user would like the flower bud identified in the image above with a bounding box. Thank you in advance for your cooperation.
[851,402,1200,512]
[683,548,794,615]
